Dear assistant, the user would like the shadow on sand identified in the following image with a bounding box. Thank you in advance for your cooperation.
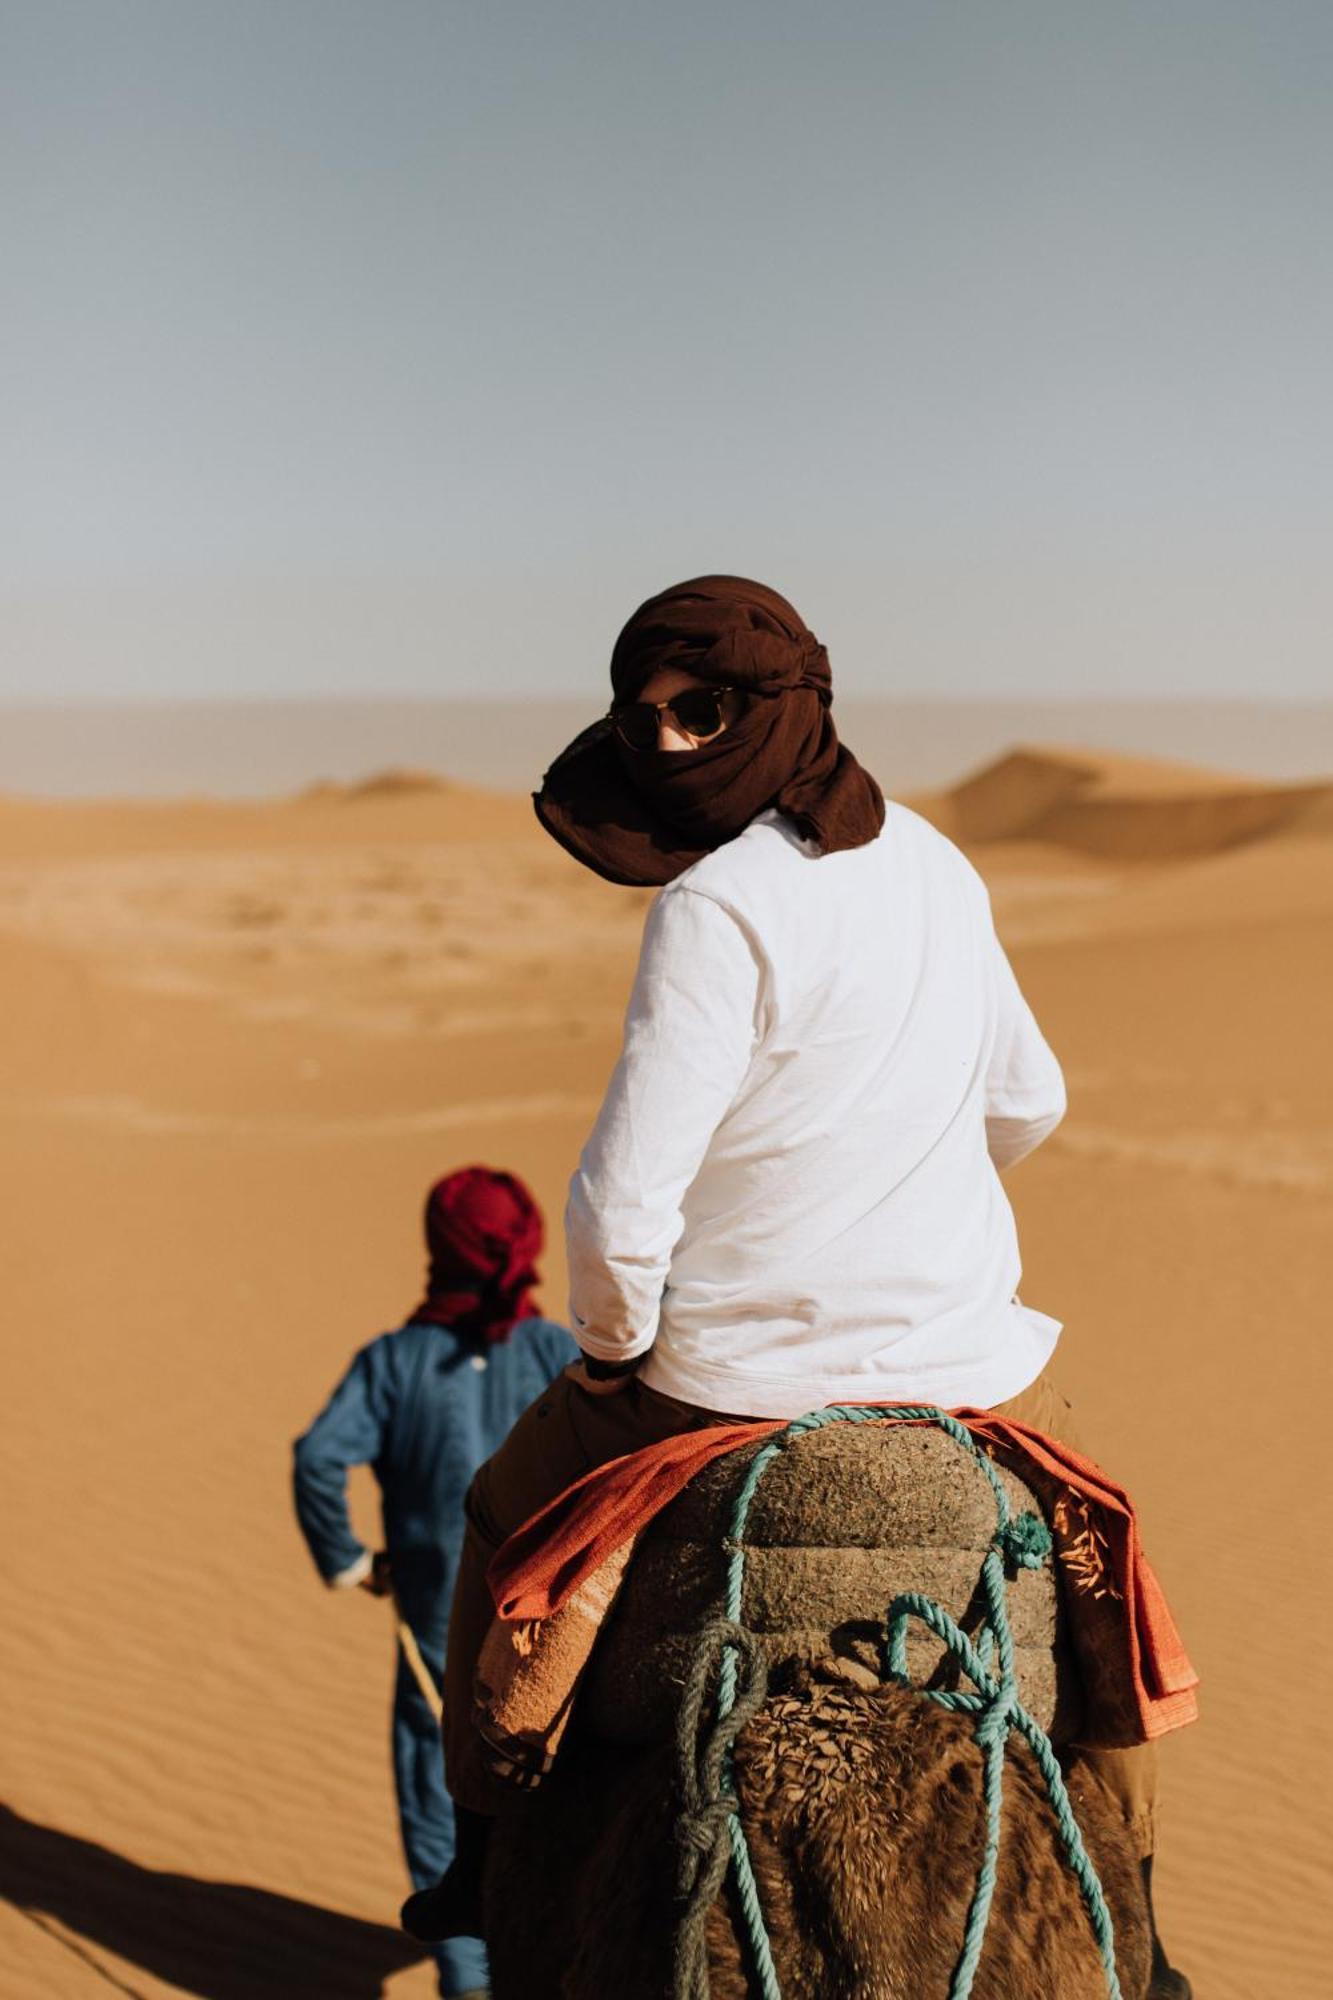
[0,1802,428,1998]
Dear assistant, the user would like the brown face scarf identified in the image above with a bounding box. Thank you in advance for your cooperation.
[533,575,885,886]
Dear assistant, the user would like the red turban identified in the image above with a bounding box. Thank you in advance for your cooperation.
[412,1167,544,1346]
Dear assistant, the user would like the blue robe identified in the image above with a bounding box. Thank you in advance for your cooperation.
[292,1314,577,1997]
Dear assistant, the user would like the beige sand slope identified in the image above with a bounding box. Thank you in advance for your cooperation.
[924,743,1332,856]
[2,747,1330,1998]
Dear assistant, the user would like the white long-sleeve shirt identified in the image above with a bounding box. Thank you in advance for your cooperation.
[567,803,1066,1419]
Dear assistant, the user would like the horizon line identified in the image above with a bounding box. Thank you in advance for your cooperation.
[2,692,1330,711]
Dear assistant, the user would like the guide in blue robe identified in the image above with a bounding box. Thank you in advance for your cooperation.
[292,1168,576,1998]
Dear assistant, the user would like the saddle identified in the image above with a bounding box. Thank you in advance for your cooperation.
[579,1420,1080,1745]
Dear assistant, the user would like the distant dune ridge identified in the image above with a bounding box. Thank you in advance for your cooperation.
[298,767,457,802]
[917,745,1333,858]
[297,740,1333,865]
[3,740,1328,866]
[2,737,1331,1999]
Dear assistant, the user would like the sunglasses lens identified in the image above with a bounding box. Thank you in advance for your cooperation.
[614,704,659,750]
[612,688,732,750]
[671,690,726,738]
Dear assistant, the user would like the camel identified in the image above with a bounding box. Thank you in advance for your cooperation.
[482,1422,1154,1999]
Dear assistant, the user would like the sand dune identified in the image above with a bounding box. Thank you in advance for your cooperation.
[4,748,1331,1998]
[921,743,1332,858]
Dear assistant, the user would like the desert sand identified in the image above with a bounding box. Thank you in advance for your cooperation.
[2,744,1330,1998]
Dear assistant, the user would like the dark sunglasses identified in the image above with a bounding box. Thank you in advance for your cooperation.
[610,685,740,752]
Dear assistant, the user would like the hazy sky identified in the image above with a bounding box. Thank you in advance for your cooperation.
[3,1,1330,700]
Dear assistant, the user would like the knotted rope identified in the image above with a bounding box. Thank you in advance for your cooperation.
[671,1403,1122,2000]
[673,1618,772,2000]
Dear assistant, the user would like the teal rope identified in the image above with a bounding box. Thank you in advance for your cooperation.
[673,1619,773,2000]
[691,1403,1121,2000]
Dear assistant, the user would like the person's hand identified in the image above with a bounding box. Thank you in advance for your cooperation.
[359,1550,394,1597]
[565,1359,637,1398]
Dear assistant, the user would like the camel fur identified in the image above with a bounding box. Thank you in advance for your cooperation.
[484,1663,1150,1997]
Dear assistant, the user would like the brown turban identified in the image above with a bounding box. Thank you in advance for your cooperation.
[534,575,885,885]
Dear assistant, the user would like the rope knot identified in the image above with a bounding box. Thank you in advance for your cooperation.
[678,1796,736,1856]
[996,1509,1052,1571]
[974,1687,1018,1753]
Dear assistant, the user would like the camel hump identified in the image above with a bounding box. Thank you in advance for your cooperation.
[663,1422,1035,1545]
[581,1421,1078,1746]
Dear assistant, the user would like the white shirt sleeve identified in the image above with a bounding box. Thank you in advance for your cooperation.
[984,926,1067,1172]
[567,886,761,1363]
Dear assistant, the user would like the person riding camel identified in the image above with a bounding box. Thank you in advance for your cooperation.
[403,576,1191,1999]
[292,1166,576,2000]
